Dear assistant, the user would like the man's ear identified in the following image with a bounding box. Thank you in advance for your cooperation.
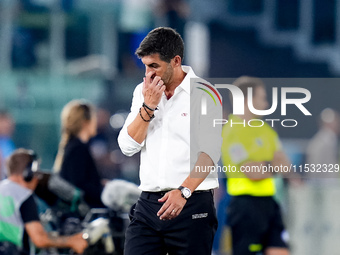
[172,55,182,67]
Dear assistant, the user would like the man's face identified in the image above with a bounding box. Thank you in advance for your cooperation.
[252,86,269,113]
[0,116,14,136]
[141,53,174,86]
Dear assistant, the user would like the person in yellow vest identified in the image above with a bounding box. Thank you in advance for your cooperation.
[221,76,290,255]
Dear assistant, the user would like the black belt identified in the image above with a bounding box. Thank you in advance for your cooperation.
[141,189,213,199]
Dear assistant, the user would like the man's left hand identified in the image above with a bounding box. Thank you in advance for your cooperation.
[157,190,187,220]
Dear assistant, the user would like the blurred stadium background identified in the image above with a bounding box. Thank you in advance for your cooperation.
[1,0,340,254]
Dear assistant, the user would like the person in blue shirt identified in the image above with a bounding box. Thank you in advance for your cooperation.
[0,110,16,180]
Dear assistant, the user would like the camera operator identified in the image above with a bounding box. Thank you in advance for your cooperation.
[0,148,88,255]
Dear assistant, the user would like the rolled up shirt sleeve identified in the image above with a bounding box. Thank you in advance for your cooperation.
[195,81,223,166]
[198,101,223,165]
[118,83,145,156]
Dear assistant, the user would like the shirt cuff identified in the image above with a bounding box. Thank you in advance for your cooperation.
[118,127,144,156]
[199,135,222,165]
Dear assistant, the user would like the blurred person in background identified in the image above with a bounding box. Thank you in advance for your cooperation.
[306,108,340,180]
[221,76,290,255]
[118,27,221,255]
[0,154,3,180]
[90,108,122,181]
[155,0,190,38]
[0,110,16,180]
[302,108,340,254]
[54,100,105,209]
[0,148,87,255]
[118,0,155,72]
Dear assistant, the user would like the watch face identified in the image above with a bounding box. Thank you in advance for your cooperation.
[82,232,89,240]
[182,188,191,198]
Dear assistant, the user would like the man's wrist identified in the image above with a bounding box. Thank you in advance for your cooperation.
[177,186,192,200]
[48,234,70,248]
[139,107,154,122]
[143,102,158,111]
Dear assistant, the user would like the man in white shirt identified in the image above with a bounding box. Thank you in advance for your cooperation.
[118,27,222,254]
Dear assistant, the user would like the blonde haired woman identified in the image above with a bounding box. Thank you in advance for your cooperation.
[54,99,105,208]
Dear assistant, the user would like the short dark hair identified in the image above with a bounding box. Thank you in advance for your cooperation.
[233,76,265,99]
[7,149,32,176]
[135,27,184,63]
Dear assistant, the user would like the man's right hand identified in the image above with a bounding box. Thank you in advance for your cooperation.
[69,233,88,254]
[142,71,165,109]
[26,221,89,253]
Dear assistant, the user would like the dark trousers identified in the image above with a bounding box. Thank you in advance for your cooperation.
[228,196,288,255]
[124,191,218,255]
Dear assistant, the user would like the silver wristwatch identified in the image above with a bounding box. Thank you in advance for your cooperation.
[178,186,192,200]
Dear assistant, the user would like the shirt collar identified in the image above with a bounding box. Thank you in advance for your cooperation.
[178,65,197,94]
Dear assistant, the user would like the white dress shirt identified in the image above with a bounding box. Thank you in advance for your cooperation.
[118,66,222,191]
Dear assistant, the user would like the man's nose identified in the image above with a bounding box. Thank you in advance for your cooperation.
[145,66,152,76]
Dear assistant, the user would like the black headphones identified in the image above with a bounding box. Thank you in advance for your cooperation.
[23,151,39,182]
